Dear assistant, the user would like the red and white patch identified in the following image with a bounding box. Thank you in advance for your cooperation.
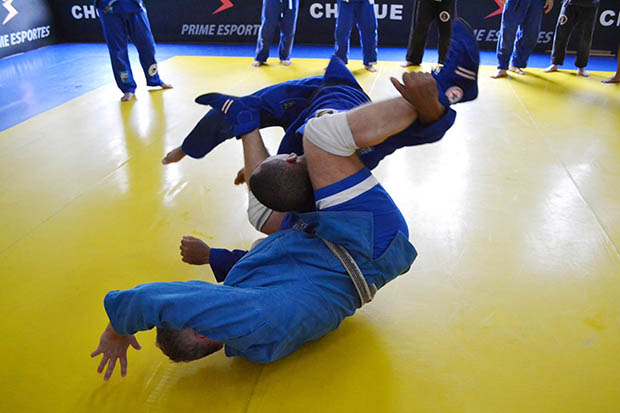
[148,64,158,77]
[559,15,568,25]
[439,11,451,23]
[445,86,464,104]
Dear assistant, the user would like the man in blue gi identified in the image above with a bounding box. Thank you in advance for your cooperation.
[163,21,478,237]
[95,0,172,101]
[91,71,441,380]
[253,0,299,66]
[90,20,480,381]
[334,0,378,72]
[491,0,555,78]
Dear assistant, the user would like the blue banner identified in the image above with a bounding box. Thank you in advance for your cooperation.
[41,0,620,56]
[0,0,56,59]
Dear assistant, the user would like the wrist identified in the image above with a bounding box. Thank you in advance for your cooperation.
[417,100,446,124]
[106,322,125,337]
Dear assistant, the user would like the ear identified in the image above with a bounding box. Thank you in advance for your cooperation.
[191,330,209,341]
[285,153,297,163]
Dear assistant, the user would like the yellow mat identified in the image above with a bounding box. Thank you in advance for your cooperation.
[1,56,619,412]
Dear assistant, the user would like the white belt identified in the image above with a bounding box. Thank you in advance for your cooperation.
[293,219,377,307]
[317,235,377,307]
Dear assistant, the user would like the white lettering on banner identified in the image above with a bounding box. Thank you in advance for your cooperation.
[537,31,553,44]
[2,0,19,25]
[600,10,620,27]
[3,25,51,47]
[325,2,338,18]
[310,3,322,18]
[486,29,498,42]
[0,33,9,48]
[181,24,260,37]
[389,4,403,20]
[472,29,553,44]
[309,2,403,20]
[72,5,98,19]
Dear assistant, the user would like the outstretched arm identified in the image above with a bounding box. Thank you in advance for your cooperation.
[91,323,141,381]
[303,72,440,191]
[240,129,270,179]
[349,72,444,146]
[239,129,290,234]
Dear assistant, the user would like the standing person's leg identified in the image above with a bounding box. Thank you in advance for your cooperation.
[98,11,137,100]
[255,0,280,65]
[602,45,620,83]
[511,0,544,73]
[127,9,172,89]
[335,0,355,64]
[436,0,456,64]
[403,0,435,67]
[357,0,378,71]
[544,2,577,73]
[278,0,299,65]
[574,5,598,77]
[491,0,523,78]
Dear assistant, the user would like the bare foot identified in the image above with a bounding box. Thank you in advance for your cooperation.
[121,92,135,102]
[543,64,558,73]
[160,82,173,89]
[162,146,186,165]
[602,75,620,84]
[491,69,508,79]
[400,61,418,68]
[252,61,264,67]
[180,236,211,265]
[365,64,377,72]
[577,68,590,77]
[509,65,526,75]
[280,59,292,66]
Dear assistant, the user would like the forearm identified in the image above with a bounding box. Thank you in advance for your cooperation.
[104,281,259,341]
[241,129,270,179]
[346,97,419,149]
[104,281,216,335]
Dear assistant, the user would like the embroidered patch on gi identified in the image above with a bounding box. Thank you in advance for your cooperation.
[559,15,568,25]
[120,71,130,83]
[445,86,464,104]
[148,64,158,77]
[282,100,298,111]
[439,11,451,23]
[315,108,338,118]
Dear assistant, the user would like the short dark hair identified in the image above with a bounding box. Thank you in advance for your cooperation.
[156,328,223,363]
[249,158,313,212]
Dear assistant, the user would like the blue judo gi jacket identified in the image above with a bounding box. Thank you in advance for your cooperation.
[105,211,416,363]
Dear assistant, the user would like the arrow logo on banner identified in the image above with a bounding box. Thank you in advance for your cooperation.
[2,0,19,25]
[485,0,504,19]
[212,0,234,15]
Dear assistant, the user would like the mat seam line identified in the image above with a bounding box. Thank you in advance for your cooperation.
[244,364,266,413]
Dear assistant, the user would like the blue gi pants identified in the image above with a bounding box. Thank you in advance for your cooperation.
[335,0,378,66]
[255,0,300,63]
[98,7,162,93]
[496,0,545,69]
